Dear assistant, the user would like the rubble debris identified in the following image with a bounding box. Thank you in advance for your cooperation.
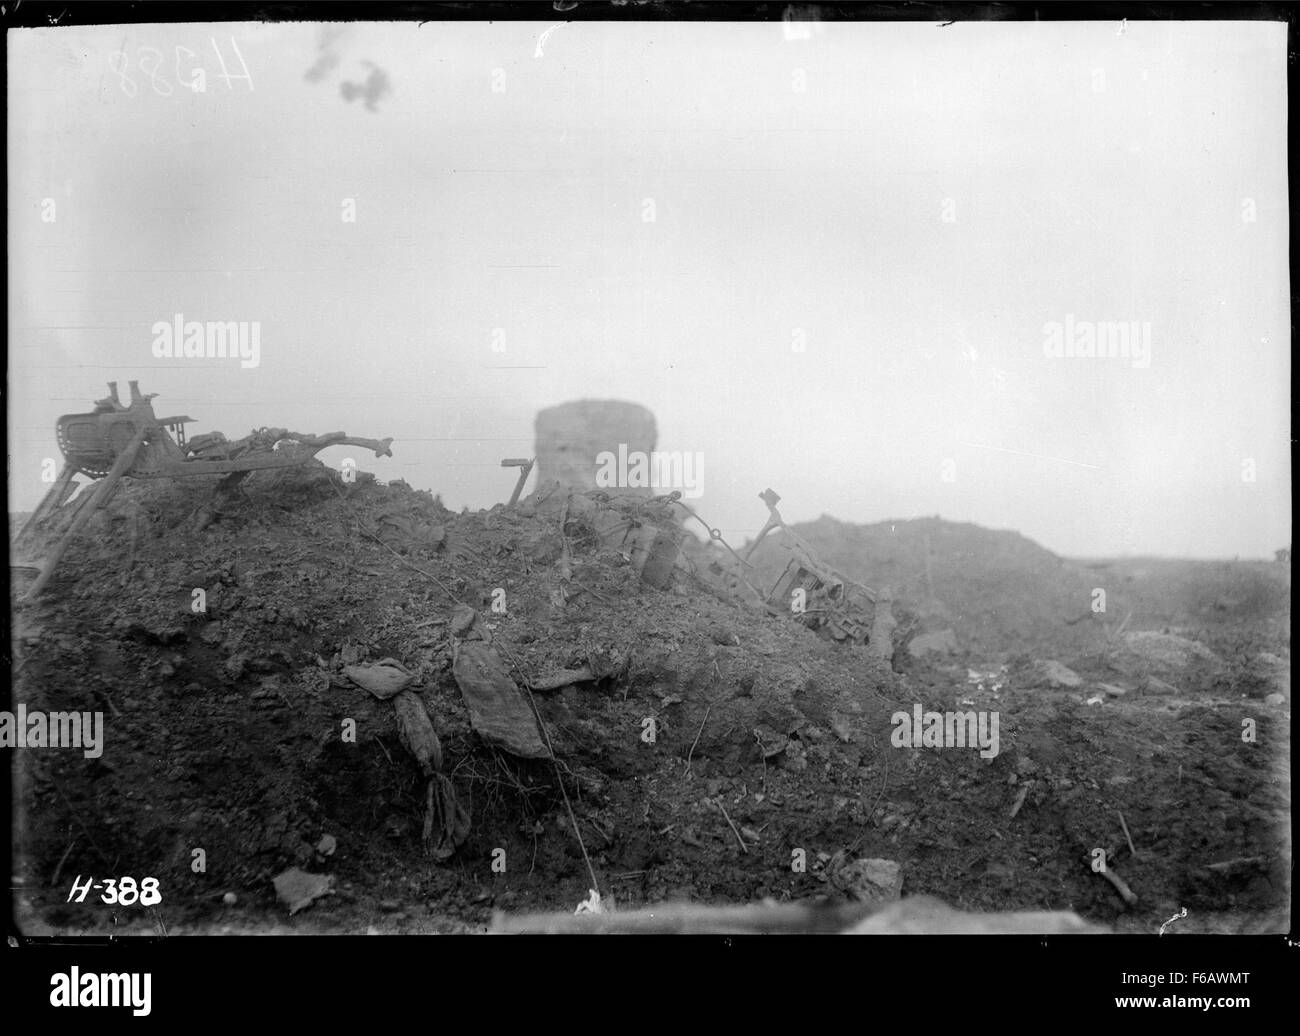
[450,609,548,759]
[12,391,1288,937]
[272,867,336,916]
[827,855,903,906]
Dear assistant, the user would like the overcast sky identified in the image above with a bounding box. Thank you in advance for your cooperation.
[7,18,1290,558]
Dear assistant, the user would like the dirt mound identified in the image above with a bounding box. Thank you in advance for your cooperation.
[746,515,1091,660]
[9,466,1290,935]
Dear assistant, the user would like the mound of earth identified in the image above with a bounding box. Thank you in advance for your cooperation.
[8,466,1290,935]
[745,515,1095,661]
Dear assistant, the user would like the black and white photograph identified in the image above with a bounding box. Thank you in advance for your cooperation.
[4,1,1292,1008]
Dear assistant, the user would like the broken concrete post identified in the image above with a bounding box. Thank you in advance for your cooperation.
[532,399,657,497]
[532,399,684,588]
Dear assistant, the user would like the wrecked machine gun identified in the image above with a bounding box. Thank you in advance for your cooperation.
[15,381,394,598]
[742,489,895,657]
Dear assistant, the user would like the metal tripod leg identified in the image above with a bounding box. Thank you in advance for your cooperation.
[15,464,78,543]
[23,424,149,600]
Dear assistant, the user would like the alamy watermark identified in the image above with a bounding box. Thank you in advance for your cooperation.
[151,313,260,368]
[50,968,151,1016]
[1043,314,1151,369]
[1,706,104,758]
[891,704,1000,759]
[594,444,704,499]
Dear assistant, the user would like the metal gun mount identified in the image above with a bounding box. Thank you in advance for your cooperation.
[745,488,891,649]
[15,381,395,599]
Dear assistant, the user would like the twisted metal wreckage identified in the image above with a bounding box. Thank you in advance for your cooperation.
[13,381,394,599]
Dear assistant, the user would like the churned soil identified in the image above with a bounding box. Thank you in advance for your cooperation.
[9,466,1290,934]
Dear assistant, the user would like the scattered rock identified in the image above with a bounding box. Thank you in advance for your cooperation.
[449,605,478,639]
[1264,692,1285,706]
[830,856,903,906]
[272,867,335,916]
[752,725,787,758]
[1096,683,1130,698]
[1119,631,1226,691]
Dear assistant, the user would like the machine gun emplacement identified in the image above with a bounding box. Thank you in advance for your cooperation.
[15,381,394,598]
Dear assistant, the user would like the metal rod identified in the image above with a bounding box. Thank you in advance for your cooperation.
[24,424,149,599]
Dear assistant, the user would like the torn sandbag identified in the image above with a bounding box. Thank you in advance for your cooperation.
[343,658,414,700]
[426,773,471,862]
[450,610,548,758]
[390,689,468,860]
[393,689,443,775]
